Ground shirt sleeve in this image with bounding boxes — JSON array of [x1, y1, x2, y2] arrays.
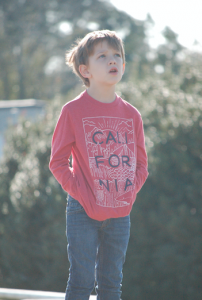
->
[[49, 106, 78, 197], [135, 115, 149, 193]]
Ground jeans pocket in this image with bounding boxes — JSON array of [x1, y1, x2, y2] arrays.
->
[[66, 194, 84, 215]]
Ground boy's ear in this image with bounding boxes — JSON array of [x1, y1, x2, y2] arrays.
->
[[122, 63, 125, 75], [79, 65, 91, 78]]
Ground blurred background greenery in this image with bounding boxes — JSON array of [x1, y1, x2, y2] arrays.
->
[[0, 0, 202, 299]]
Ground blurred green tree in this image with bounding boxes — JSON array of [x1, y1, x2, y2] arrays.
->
[[0, 96, 69, 290], [119, 52, 202, 300], [0, 0, 148, 100]]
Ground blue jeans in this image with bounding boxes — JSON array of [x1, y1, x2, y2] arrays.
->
[[65, 195, 130, 300]]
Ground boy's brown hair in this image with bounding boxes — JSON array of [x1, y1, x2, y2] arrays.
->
[[66, 30, 125, 87]]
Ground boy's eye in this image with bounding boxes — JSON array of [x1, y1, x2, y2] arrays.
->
[[115, 53, 121, 57], [99, 54, 105, 58]]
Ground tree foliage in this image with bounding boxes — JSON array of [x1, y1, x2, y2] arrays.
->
[[0, 0, 147, 100], [0, 99, 67, 290], [119, 53, 202, 300]]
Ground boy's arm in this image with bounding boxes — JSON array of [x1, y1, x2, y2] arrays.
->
[[49, 106, 78, 197], [135, 116, 149, 193]]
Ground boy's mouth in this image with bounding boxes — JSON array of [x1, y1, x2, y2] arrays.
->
[[109, 67, 118, 73]]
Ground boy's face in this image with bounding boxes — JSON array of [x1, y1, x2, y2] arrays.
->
[[79, 40, 125, 88]]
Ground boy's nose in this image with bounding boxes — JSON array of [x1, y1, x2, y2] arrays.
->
[[109, 57, 116, 65]]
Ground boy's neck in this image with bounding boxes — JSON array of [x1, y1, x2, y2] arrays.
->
[[87, 85, 116, 104]]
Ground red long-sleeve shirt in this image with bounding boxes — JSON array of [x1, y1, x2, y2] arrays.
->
[[49, 90, 148, 221]]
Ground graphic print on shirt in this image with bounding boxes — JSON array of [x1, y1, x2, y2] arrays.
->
[[82, 117, 136, 208]]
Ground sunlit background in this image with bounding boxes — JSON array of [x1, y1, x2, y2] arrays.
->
[[110, 0, 202, 50]]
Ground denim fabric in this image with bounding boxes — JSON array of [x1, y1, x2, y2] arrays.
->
[[65, 195, 130, 300]]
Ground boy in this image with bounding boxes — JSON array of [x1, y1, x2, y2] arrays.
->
[[49, 30, 148, 300]]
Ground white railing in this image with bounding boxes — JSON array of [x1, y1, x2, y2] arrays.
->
[[0, 288, 96, 300]]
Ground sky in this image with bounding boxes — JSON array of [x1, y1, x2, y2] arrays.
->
[[110, 0, 202, 51]]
